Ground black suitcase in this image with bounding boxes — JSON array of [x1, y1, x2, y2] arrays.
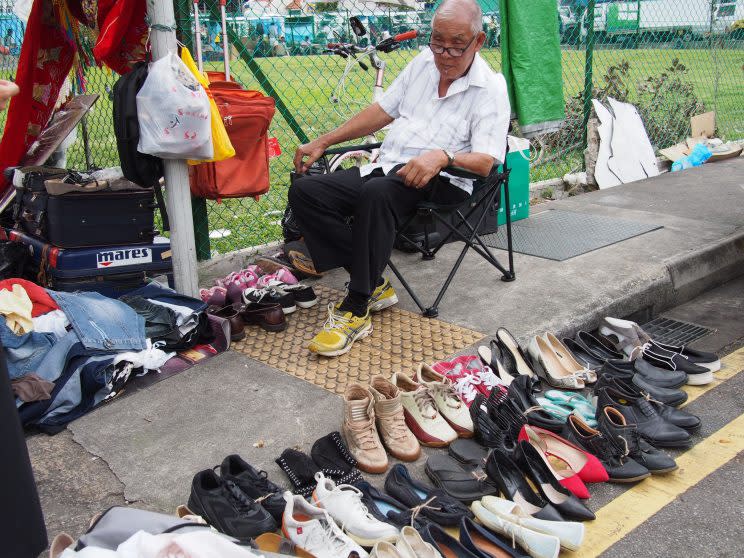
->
[[9, 230, 174, 297], [13, 168, 158, 248]]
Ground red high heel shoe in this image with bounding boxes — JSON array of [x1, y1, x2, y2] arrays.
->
[[518, 424, 609, 498]]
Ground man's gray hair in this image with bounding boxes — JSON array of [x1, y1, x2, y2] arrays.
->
[[432, 0, 483, 36]]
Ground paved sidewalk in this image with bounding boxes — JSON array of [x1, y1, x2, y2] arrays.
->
[[27, 158, 744, 551]]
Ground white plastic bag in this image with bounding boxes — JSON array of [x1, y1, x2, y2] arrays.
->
[[136, 52, 213, 160]]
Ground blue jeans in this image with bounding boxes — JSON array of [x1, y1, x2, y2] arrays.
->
[[49, 291, 146, 351], [0, 321, 57, 381]]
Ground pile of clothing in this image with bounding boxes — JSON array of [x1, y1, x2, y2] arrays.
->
[[1, 278, 217, 433]]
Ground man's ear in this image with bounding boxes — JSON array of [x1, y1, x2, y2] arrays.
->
[[474, 30, 487, 51]]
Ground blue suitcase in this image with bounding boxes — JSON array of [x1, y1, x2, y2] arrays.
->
[[8, 230, 174, 297]]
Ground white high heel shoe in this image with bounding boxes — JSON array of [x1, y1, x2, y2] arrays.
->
[[527, 335, 585, 390]]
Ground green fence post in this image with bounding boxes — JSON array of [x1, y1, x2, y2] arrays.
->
[[581, 0, 596, 153], [176, 0, 211, 261]]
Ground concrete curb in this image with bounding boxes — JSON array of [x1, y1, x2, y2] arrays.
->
[[544, 228, 744, 342]]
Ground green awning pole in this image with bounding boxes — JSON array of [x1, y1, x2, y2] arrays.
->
[[582, 0, 596, 152]]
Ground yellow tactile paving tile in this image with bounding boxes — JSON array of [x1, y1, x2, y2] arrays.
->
[[568, 345, 744, 558], [232, 284, 484, 394]]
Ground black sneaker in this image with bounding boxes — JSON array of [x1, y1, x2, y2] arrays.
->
[[384, 464, 472, 526], [242, 286, 296, 314], [597, 407, 678, 474], [187, 469, 277, 540], [220, 454, 285, 524], [281, 283, 318, 309], [603, 358, 687, 390], [641, 346, 713, 386], [561, 414, 650, 483]]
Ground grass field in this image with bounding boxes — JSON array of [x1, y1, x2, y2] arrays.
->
[[2, 45, 742, 255]]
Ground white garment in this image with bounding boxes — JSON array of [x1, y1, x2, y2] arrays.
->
[[113, 340, 175, 372], [60, 530, 265, 558], [365, 48, 510, 195], [33, 309, 71, 340]]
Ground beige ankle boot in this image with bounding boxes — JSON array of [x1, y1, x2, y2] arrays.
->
[[369, 376, 421, 462], [342, 383, 388, 473]]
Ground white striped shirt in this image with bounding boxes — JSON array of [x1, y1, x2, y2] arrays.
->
[[360, 48, 511, 195]]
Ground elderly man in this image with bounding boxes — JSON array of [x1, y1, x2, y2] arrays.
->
[[289, 0, 510, 357]]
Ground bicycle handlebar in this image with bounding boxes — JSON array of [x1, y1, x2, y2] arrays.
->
[[394, 30, 418, 42]]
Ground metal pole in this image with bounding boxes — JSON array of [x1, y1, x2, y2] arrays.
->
[[581, 0, 596, 152], [147, 0, 200, 297]]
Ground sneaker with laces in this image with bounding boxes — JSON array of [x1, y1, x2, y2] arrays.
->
[[312, 472, 399, 546], [282, 491, 368, 558], [243, 285, 297, 314], [187, 469, 277, 540], [220, 454, 285, 523], [393, 372, 457, 447], [369, 375, 421, 462], [434, 355, 505, 407], [368, 278, 399, 313], [262, 279, 319, 309], [308, 303, 372, 357], [415, 363, 474, 438], [342, 383, 388, 473]]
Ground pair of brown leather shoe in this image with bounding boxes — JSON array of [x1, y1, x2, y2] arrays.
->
[[238, 301, 287, 332], [210, 301, 287, 338]]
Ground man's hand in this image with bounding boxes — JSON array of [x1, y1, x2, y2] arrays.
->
[[294, 138, 329, 174], [396, 149, 449, 189], [0, 80, 19, 111]]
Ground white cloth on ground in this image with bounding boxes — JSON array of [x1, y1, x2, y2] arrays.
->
[[59, 530, 266, 558], [32, 309, 71, 340], [112, 339, 175, 372]]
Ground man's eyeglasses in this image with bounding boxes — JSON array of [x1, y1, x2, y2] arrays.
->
[[428, 35, 477, 57]]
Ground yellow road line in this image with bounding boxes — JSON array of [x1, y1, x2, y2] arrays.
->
[[569, 346, 744, 558], [680, 345, 744, 406]]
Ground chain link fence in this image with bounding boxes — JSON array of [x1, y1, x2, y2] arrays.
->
[[1, 0, 742, 260]]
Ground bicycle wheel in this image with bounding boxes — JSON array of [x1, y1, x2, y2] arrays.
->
[[328, 150, 374, 172]]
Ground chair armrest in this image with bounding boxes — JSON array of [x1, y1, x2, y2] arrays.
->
[[442, 163, 502, 180], [323, 143, 382, 156]]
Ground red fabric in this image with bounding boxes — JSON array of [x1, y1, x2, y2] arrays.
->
[[92, 0, 148, 75], [0, 278, 59, 317], [0, 0, 76, 188]]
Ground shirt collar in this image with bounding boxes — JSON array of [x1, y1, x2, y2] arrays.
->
[[426, 49, 489, 99]]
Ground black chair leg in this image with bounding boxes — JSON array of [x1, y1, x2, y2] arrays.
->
[[387, 260, 427, 314], [501, 177, 516, 282]]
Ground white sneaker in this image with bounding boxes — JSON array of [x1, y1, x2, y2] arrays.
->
[[415, 363, 474, 438], [396, 526, 442, 558], [480, 495, 584, 551], [472, 499, 560, 558], [312, 473, 399, 547], [281, 491, 368, 558], [393, 372, 457, 447]]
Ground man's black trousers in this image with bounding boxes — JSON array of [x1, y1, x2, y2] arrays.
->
[[288, 166, 468, 297]]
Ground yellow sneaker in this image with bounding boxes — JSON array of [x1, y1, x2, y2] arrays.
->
[[308, 303, 372, 357], [368, 278, 399, 313]]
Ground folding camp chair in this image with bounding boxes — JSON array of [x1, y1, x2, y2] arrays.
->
[[314, 141, 516, 318]]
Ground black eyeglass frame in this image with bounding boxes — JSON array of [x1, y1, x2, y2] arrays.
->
[[428, 34, 478, 57]]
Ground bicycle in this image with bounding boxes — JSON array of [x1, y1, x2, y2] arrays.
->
[[313, 18, 419, 173]]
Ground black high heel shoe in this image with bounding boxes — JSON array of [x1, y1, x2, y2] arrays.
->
[[507, 375, 565, 433], [484, 448, 564, 522], [514, 440, 596, 521]]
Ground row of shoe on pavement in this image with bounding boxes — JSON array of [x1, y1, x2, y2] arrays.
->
[[185, 449, 580, 558], [200, 264, 319, 338]]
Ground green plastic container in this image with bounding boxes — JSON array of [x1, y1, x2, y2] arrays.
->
[[496, 144, 530, 226]]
